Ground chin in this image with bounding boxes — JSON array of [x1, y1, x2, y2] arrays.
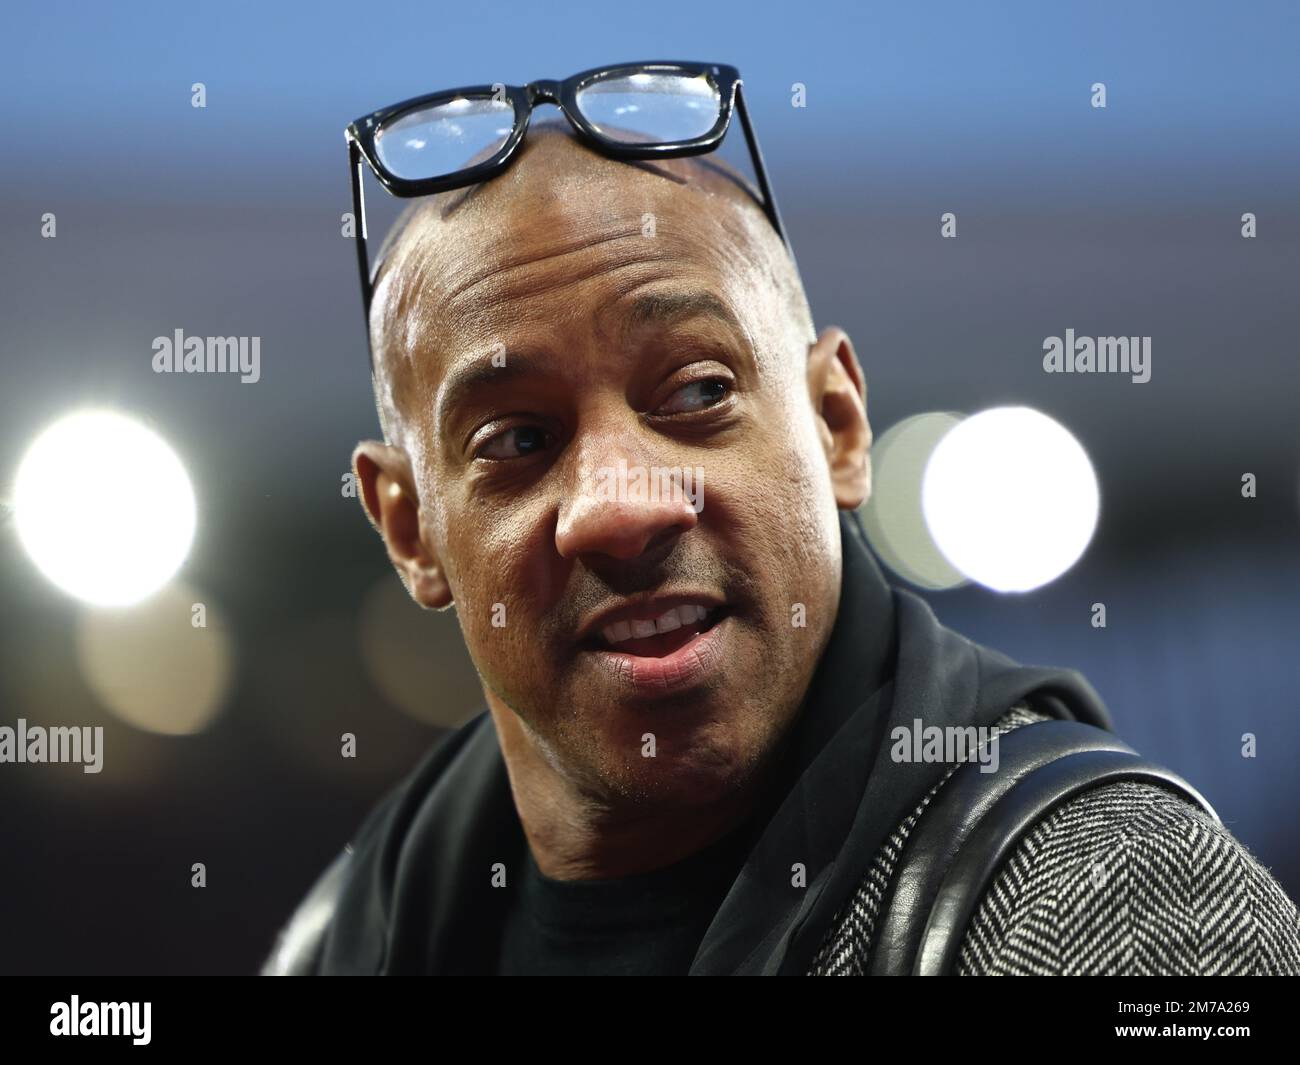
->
[[591, 723, 768, 808]]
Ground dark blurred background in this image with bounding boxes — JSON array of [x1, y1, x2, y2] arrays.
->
[[1, 0, 1297, 973]]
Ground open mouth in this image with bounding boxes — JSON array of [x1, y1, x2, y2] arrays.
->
[[590, 604, 728, 658], [578, 597, 734, 694]]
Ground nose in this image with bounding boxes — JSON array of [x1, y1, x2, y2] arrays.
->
[[556, 441, 701, 562]]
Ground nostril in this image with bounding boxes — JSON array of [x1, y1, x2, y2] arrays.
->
[[557, 514, 690, 565]]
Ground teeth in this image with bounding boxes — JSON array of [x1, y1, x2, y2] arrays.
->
[[655, 609, 682, 634], [603, 620, 632, 644], [600, 604, 714, 646]]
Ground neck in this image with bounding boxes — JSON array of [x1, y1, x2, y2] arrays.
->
[[487, 696, 769, 881]]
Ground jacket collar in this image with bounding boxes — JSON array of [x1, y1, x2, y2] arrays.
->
[[323, 509, 1110, 974], [689, 510, 1110, 974]]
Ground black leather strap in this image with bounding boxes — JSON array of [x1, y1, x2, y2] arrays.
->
[[870, 719, 1219, 975], [261, 848, 352, 975], [263, 722, 1221, 976], [915, 744, 1218, 974]]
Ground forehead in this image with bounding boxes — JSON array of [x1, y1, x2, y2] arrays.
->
[[401, 142, 765, 288], [369, 128, 798, 425]]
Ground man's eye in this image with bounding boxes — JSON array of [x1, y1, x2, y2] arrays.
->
[[478, 425, 551, 460], [656, 378, 731, 416]]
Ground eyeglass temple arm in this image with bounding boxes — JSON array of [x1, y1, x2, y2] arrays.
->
[[348, 138, 376, 368], [734, 83, 795, 260]]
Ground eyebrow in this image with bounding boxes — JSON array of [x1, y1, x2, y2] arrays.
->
[[621, 289, 743, 336], [434, 289, 744, 442]]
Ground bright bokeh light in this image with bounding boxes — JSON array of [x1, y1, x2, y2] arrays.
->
[[859, 411, 968, 591], [14, 409, 196, 606], [76, 580, 232, 735], [358, 575, 484, 729], [921, 407, 1099, 592]]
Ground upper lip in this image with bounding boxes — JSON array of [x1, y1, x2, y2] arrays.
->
[[577, 592, 727, 647]]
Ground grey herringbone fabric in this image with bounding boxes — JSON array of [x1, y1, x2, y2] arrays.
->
[[807, 703, 1046, 975], [808, 709, 1300, 975], [956, 779, 1300, 975]]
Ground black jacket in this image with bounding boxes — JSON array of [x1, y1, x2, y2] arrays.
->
[[262, 511, 1299, 974]]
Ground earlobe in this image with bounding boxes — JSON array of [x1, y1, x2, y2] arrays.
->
[[405, 561, 453, 611], [807, 326, 872, 511], [351, 440, 454, 610]]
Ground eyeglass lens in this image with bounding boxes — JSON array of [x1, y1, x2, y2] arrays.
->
[[375, 95, 516, 181], [574, 70, 720, 145], [372, 71, 723, 183]]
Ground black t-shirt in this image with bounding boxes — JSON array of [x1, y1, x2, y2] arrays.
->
[[496, 820, 756, 976]]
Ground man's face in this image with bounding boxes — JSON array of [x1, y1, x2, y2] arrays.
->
[[357, 127, 870, 809]]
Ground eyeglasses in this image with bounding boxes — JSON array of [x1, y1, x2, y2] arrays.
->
[[345, 60, 795, 372]]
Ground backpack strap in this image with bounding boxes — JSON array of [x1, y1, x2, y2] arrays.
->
[[869, 719, 1219, 975], [261, 848, 352, 975]]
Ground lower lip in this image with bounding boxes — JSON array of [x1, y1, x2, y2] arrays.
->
[[589, 615, 730, 696]]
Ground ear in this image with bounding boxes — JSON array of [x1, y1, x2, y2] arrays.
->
[[806, 326, 872, 510], [351, 440, 453, 610]]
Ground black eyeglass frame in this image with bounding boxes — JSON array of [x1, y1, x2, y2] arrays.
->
[[344, 60, 794, 370]]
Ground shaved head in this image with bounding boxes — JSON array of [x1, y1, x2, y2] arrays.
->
[[366, 119, 814, 453]]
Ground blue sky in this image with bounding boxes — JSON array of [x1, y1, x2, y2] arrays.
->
[[4, 0, 1297, 203]]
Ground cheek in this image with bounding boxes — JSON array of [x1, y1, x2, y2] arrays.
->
[[438, 503, 559, 680], [697, 413, 839, 636], [774, 386, 841, 542], [451, 565, 546, 701], [787, 434, 842, 560], [728, 394, 838, 546]]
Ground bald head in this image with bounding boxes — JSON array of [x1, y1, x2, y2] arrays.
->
[[349, 112, 872, 821], [365, 119, 814, 450]]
